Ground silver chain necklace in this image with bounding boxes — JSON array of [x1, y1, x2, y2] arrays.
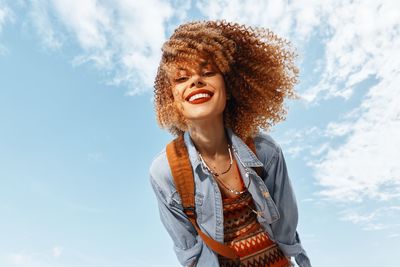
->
[[197, 144, 232, 177], [197, 144, 246, 195]]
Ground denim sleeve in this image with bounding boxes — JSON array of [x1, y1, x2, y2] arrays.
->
[[266, 146, 312, 267], [149, 173, 202, 267]]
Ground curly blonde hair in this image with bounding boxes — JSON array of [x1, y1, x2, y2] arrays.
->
[[153, 20, 299, 140]]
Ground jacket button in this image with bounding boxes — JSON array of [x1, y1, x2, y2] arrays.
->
[[263, 191, 270, 198]]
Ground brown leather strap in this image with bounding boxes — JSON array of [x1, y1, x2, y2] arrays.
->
[[166, 134, 196, 206], [188, 216, 239, 259], [166, 134, 239, 260]]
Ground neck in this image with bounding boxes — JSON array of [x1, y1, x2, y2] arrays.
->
[[187, 116, 229, 160]]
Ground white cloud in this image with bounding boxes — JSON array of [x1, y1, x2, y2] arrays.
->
[[1, 1, 15, 29], [304, 0, 400, 204], [274, 126, 323, 158], [29, 0, 63, 50], [18, 0, 177, 94], [104, 0, 174, 94], [197, 0, 400, 231], [311, 77, 400, 202], [305, 0, 400, 230], [0, 6, 9, 32], [340, 206, 400, 232], [324, 121, 353, 138], [195, 0, 398, 104], [51, 0, 111, 50], [302, 0, 400, 102], [0, 2, 14, 55]]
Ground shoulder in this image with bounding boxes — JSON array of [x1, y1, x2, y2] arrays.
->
[[253, 131, 282, 167], [254, 131, 281, 151], [148, 147, 176, 196]]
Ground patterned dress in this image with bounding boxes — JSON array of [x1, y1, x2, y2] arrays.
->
[[217, 168, 291, 267]]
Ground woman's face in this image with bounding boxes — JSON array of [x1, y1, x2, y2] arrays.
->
[[169, 59, 227, 123]]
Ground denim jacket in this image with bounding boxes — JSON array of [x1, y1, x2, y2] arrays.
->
[[149, 128, 312, 267]]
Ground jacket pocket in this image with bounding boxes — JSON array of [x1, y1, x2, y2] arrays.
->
[[257, 185, 280, 224]]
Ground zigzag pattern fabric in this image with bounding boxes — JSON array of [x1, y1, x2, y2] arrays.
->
[[218, 176, 291, 267]]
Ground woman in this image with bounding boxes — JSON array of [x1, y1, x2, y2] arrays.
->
[[149, 20, 312, 267]]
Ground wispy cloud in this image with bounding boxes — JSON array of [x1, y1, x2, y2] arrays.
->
[[339, 206, 400, 232], [7, 0, 182, 94], [0, 3, 13, 31], [49, 0, 175, 94], [276, 126, 324, 159], [196, 0, 399, 103], [301, 0, 400, 103], [0, 1, 14, 55], [302, 0, 400, 205], [311, 77, 400, 203], [196, 0, 400, 231], [52, 0, 111, 51], [28, 0, 63, 50], [291, 1, 398, 228]]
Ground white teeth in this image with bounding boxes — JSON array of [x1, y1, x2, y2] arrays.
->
[[188, 93, 211, 102]]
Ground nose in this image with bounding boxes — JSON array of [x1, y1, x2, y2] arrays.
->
[[190, 75, 206, 88]]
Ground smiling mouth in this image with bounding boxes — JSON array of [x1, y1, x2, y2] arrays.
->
[[185, 89, 214, 104]]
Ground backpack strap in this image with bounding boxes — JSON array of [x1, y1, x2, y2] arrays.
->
[[166, 134, 239, 260], [165, 134, 263, 260]]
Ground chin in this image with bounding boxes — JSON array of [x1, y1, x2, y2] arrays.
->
[[184, 109, 225, 121]]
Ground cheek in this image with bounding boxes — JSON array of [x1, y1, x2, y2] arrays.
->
[[217, 81, 227, 99], [214, 75, 226, 93]]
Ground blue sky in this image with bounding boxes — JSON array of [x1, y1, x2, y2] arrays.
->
[[0, 0, 399, 266]]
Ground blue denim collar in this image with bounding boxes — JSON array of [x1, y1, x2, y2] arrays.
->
[[183, 127, 263, 175]]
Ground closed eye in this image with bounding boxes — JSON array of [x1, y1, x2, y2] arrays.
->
[[203, 71, 215, 77], [174, 76, 189, 82]]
